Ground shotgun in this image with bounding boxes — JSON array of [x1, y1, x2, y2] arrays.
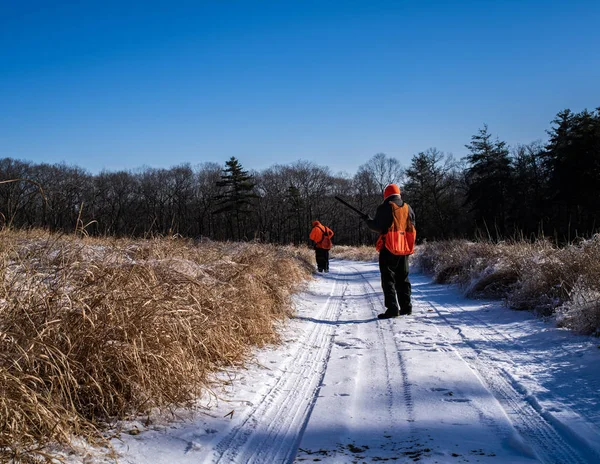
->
[[334, 196, 369, 220]]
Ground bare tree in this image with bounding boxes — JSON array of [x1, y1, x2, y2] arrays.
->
[[191, 162, 222, 238], [92, 170, 139, 235], [254, 165, 292, 243], [357, 153, 405, 194], [31, 163, 91, 231], [283, 161, 332, 240]]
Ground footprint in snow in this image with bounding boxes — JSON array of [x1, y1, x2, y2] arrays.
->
[[335, 340, 364, 349], [339, 353, 363, 359], [184, 441, 202, 453], [330, 379, 352, 386], [182, 429, 218, 453]]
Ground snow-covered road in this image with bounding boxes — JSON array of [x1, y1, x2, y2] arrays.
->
[[112, 260, 600, 463]]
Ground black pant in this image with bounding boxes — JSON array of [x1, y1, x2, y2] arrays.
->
[[379, 247, 411, 314], [315, 248, 329, 271]]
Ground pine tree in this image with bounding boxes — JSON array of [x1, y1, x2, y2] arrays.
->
[[213, 157, 258, 240], [464, 125, 513, 238], [405, 148, 465, 240], [544, 108, 600, 240], [511, 142, 548, 238]]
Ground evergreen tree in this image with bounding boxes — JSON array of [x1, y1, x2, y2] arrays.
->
[[405, 151, 437, 240], [544, 108, 600, 240], [511, 142, 548, 239], [214, 157, 258, 240], [464, 125, 513, 238], [405, 148, 466, 240]]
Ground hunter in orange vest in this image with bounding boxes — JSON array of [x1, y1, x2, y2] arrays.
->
[[309, 220, 334, 273], [364, 184, 416, 319]]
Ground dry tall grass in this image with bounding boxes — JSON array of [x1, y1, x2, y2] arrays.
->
[[331, 245, 378, 262], [0, 230, 313, 462], [412, 236, 600, 335]]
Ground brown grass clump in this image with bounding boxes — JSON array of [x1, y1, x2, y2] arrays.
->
[[413, 236, 600, 335], [277, 244, 317, 271], [552, 235, 600, 334], [0, 230, 312, 461], [331, 245, 378, 262]]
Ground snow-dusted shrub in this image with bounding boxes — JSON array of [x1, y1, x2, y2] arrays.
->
[[418, 235, 600, 334], [556, 281, 600, 335], [413, 240, 520, 298], [464, 263, 519, 299], [503, 239, 565, 312], [411, 239, 474, 284], [558, 234, 600, 289], [509, 235, 600, 317], [552, 235, 600, 333]]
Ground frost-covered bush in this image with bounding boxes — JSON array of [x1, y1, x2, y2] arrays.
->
[[416, 235, 600, 335], [412, 240, 520, 297], [505, 239, 565, 313], [557, 281, 600, 335]]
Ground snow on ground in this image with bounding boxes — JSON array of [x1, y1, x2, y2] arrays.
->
[[105, 259, 600, 464]]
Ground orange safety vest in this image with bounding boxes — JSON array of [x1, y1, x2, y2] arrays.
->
[[375, 203, 416, 255], [310, 224, 333, 250]]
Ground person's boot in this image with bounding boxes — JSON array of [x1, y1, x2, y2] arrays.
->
[[377, 310, 399, 319], [399, 305, 412, 316]]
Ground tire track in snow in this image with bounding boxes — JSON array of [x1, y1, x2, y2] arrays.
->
[[209, 269, 348, 464], [350, 265, 418, 445], [431, 295, 600, 425], [413, 281, 595, 464], [430, 294, 600, 463]]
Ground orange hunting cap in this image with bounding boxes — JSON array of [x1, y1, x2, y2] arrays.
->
[[383, 184, 401, 199]]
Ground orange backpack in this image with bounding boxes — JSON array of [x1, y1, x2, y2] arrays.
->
[[318, 226, 332, 250]]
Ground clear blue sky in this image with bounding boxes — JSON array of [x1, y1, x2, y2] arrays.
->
[[1, 0, 599, 176]]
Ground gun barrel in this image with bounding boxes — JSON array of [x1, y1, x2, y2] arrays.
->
[[334, 196, 368, 218]]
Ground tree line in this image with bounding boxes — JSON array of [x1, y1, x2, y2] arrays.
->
[[1, 107, 598, 245]]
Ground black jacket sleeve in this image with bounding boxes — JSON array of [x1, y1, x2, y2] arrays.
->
[[365, 202, 393, 234]]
